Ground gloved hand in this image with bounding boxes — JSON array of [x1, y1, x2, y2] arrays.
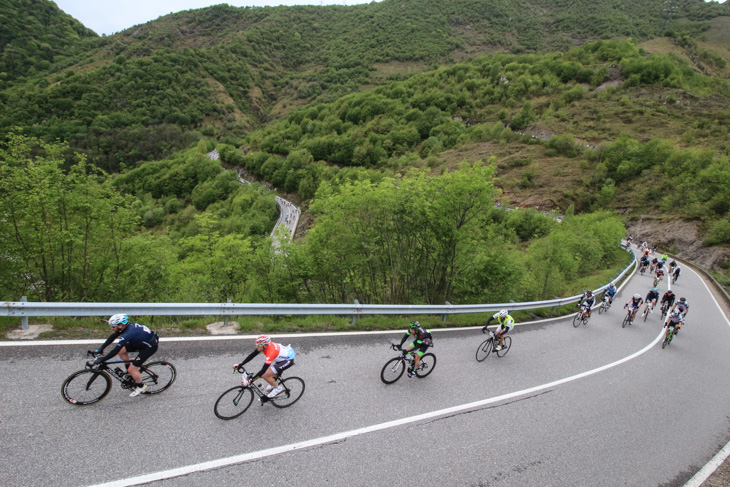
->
[[233, 363, 240, 371], [482, 326, 488, 333]]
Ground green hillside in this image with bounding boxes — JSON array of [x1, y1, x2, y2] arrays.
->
[[1, 0, 730, 310]]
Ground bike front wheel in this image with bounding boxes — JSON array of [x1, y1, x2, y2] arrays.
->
[[415, 353, 436, 378], [62, 370, 112, 406], [622, 313, 631, 328], [496, 336, 512, 357], [381, 357, 405, 384], [214, 386, 254, 419], [475, 338, 493, 362], [643, 308, 649, 322], [270, 377, 305, 408], [140, 361, 177, 394], [598, 303, 606, 314], [573, 312, 582, 328]]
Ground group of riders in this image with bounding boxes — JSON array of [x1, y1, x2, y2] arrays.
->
[[90, 242, 686, 398]]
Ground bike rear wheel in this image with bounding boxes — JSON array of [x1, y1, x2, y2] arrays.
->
[[214, 386, 254, 419], [475, 338, 493, 362], [62, 370, 112, 406], [140, 361, 176, 394], [415, 353, 436, 378], [270, 377, 305, 408], [496, 336, 512, 357], [381, 357, 405, 384]]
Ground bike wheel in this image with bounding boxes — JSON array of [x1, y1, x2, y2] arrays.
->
[[582, 313, 590, 325], [415, 353, 436, 378], [598, 303, 605, 314], [573, 312, 582, 328], [62, 370, 112, 406], [269, 377, 305, 408], [622, 313, 630, 328], [475, 339, 493, 362], [139, 361, 176, 394], [643, 308, 649, 322], [381, 357, 405, 384], [496, 336, 512, 357], [214, 386, 254, 420]]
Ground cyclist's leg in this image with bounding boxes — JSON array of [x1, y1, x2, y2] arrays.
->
[[413, 345, 428, 369], [130, 344, 157, 385], [261, 366, 278, 387]]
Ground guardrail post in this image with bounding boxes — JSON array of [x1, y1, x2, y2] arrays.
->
[[442, 302, 450, 322], [224, 299, 231, 326], [21, 296, 28, 330], [352, 300, 359, 326]]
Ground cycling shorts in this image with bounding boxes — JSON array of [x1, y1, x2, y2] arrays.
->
[[270, 359, 295, 375], [131, 342, 158, 367], [409, 342, 430, 356]]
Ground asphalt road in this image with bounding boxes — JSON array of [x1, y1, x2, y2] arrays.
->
[[1, 256, 729, 487]]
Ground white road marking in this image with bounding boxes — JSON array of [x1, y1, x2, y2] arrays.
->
[[88, 329, 665, 487]]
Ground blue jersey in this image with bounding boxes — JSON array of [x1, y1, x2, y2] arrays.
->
[[605, 286, 617, 297], [117, 322, 158, 350]]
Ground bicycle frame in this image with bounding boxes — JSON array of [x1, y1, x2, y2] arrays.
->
[[238, 367, 289, 403]]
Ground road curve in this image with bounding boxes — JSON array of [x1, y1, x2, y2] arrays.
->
[[1, 251, 728, 487]]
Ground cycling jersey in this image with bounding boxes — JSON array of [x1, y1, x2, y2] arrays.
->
[[646, 291, 659, 302], [605, 286, 617, 298], [580, 295, 595, 308], [661, 293, 676, 307], [97, 322, 159, 365], [666, 314, 684, 325], [675, 301, 689, 314], [656, 268, 665, 277], [400, 328, 433, 347], [628, 297, 643, 309]]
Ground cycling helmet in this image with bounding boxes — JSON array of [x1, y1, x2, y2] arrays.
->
[[255, 335, 271, 347], [108, 314, 128, 327], [652, 287, 658, 292], [586, 290, 592, 296], [609, 282, 616, 287], [409, 321, 421, 329], [498, 310, 509, 318], [634, 293, 641, 299], [679, 297, 686, 303]]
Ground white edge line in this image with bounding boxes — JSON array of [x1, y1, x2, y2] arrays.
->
[[0, 316, 567, 347], [683, 263, 730, 487], [88, 330, 664, 487]]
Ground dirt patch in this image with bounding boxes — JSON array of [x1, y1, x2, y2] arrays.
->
[[626, 217, 730, 271]]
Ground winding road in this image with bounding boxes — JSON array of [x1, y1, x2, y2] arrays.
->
[[1, 250, 729, 487]]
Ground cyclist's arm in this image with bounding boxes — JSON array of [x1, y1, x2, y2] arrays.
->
[[239, 349, 260, 366], [399, 333, 410, 348], [98, 330, 121, 354]]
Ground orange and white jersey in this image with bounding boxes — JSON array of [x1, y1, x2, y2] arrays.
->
[[262, 342, 295, 365]]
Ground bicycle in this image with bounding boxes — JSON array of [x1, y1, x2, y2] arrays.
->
[[380, 344, 436, 384], [475, 330, 512, 362], [214, 366, 305, 420], [598, 295, 612, 314], [639, 263, 648, 276], [653, 275, 663, 287], [672, 272, 680, 284], [662, 324, 676, 349], [642, 303, 654, 322], [622, 307, 637, 328], [573, 305, 590, 327], [660, 301, 671, 320], [62, 351, 176, 406]]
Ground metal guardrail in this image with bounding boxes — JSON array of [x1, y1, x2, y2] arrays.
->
[[2, 253, 635, 321]]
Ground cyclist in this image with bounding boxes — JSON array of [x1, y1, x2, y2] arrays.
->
[[672, 265, 682, 283], [661, 253, 668, 263], [233, 335, 295, 398], [644, 287, 660, 315], [664, 309, 684, 339], [93, 314, 159, 397], [660, 290, 676, 315], [639, 255, 650, 273], [654, 266, 665, 285], [483, 310, 514, 352], [668, 260, 677, 272], [398, 321, 433, 377], [624, 293, 644, 324], [671, 297, 690, 325], [604, 282, 618, 305], [578, 290, 596, 318], [650, 257, 659, 273]]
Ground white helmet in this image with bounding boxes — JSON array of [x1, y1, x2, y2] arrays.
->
[[498, 310, 508, 318], [108, 314, 128, 327], [634, 293, 641, 299]]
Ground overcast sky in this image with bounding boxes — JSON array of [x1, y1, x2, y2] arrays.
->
[[53, 1, 383, 36]]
